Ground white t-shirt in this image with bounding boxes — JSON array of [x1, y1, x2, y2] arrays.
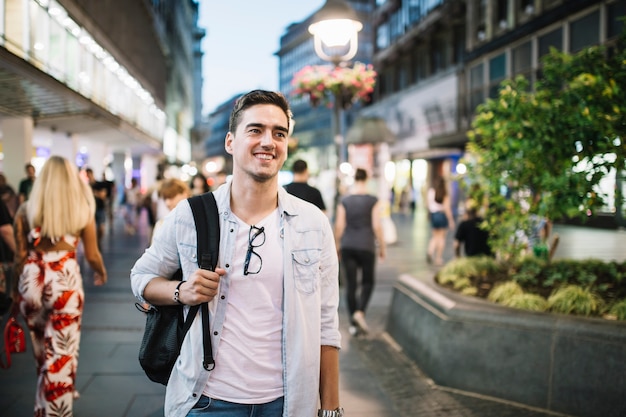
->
[[204, 209, 284, 403]]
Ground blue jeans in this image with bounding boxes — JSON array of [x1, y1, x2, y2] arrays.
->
[[188, 396, 284, 416]]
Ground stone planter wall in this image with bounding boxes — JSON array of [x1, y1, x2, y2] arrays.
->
[[386, 274, 626, 417]]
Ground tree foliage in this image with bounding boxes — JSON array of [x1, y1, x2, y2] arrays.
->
[[465, 34, 626, 259]]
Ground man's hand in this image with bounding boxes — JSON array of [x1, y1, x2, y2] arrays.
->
[[179, 267, 225, 305]]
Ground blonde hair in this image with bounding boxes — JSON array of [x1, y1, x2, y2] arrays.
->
[[26, 155, 96, 239]]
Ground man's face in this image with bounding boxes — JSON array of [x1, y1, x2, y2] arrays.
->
[[27, 166, 35, 178], [225, 104, 289, 182]]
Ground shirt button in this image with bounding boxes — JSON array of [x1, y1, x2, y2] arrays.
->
[[221, 295, 225, 300], [192, 393, 197, 398], [214, 331, 218, 336], [225, 263, 230, 268]]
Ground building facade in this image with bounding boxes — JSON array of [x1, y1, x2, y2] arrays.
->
[[0, 0, 204, 193], [368, 0, 625, 219]]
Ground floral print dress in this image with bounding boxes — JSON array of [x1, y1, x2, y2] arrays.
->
[[17, 227, 83, 417]]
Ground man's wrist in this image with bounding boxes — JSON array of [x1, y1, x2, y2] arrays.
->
[[317, 407, 344, 417], [173, 281, 185, 305]]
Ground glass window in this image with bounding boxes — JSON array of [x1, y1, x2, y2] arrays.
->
[[376, 22, 389, 50], [408, 0, 422, 25], [29, 1, 49, 68], [390, 10, 403, 42], [5, 0, 27, 55], [488, 53, 506, 98], [607, 0, 626, 39], [538, 27, 562, 58], [512, 41, 531, 74], [48, 18, 65, 79], [570, 10, 599, 52], [65, 34, 79, 89], [469, 63, 484, 111]]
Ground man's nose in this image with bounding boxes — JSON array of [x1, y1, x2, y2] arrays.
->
[[260, 130, 274, 146]]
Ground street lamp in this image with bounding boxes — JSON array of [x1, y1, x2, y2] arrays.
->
[[308, 0, 362, 218]]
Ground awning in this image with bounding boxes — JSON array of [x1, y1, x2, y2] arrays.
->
[[345, 116, 396, 145]]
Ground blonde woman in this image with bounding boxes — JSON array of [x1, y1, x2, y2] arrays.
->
[[13, 155, 107, 416]]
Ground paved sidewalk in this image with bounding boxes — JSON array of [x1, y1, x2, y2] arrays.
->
[[1, 207, 624, 416]]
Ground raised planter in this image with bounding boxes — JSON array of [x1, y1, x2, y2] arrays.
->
[[386, 274, 626, 417]]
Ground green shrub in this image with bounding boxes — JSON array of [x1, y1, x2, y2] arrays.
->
[[548, 285, 604, 316], [503, 293, 549, 312], [607, 299, 626, 320], [461, 286, 478, 296], [488, 281, 524, 304], [435, 256, 626, 320], [510, 256, 545, 287], [453, 277, 472, 291]]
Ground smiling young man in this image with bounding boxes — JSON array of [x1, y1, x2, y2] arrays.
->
[[131, 90, 343, 417]]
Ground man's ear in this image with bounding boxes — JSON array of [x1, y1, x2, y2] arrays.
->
[[225, 133, 233, 154]]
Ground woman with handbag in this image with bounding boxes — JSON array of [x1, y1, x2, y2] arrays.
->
[[13, 155, 107, 416]]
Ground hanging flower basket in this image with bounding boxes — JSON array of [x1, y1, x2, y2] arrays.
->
[[291, 62, 377, 109]]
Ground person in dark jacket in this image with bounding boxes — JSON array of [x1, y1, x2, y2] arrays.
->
[[454, 200, 492, 258], [284, 159, 326, 213]]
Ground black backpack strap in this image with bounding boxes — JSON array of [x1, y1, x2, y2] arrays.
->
[[186, 192, 219, 371]]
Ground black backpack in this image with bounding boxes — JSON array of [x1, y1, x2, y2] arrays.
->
[[136, 192, 219, 384]]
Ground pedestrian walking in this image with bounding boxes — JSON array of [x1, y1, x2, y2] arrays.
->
[[18, 162, 36, 204], [123, 177, 141, 235], [426, 176, 455, 266], [130, 90, 343, 417], [152, 178, 190, 236], [0, 173, 18, 218], [189, 173, 210, 196], [284, 159, 326, 213], [454, 199, 492, 258], [85, 168, 107, 247], [13, 155, 107, 416], [334, 168, 386, 337]]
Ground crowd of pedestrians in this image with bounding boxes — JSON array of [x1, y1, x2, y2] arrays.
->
[[0, 90, 503, 417]]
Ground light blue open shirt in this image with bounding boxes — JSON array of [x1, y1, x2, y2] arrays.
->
[[130, 182, 341, 417]]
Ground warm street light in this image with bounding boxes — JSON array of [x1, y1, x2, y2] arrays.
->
[[308, 0, 362, 65], [308, 0, 362, 218]]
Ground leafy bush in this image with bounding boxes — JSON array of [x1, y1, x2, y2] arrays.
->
[[487, 281, 524, 303], [548, 285, 604, 316], [504, 293, 549, 312], [608, 299, 626, 320], [436, 257, 626, 320]]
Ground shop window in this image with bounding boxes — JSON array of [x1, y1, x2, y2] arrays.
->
[[488, 53, 506, 98], [570, 10, 599, 53]]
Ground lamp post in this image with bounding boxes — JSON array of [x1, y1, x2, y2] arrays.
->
[[308, 0, 362, 219]]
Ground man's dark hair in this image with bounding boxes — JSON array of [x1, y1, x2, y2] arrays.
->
[[354, 168, 368, 182], [228, 90, 292, 133], [292, 159, 308, 174]]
